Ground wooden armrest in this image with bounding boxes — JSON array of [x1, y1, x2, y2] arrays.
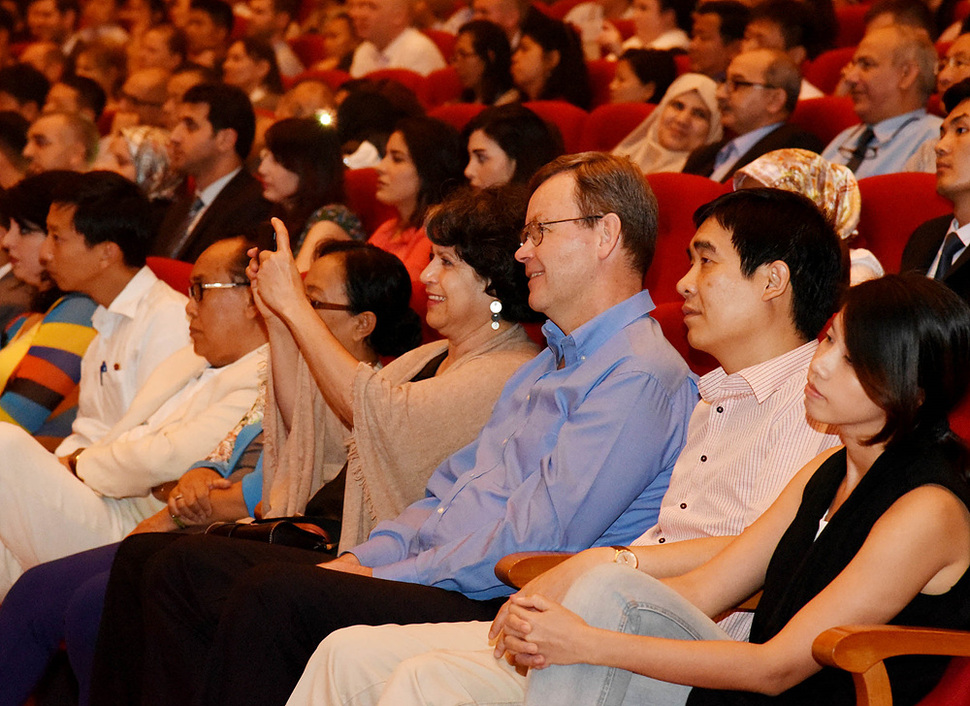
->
[[812, 625, 970, 706], [494, 551, 575, 588]]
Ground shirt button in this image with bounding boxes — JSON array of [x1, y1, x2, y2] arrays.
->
[[526, 394, 530, 401], [658, 537, 665, 543], [437, 508, 444, 514], [716, 406, 723, 413], [680, 502, 687, 509], [700, 455, 707, 462]]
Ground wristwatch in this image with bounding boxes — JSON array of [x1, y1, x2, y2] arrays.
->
[[611, 545, 638, 569]]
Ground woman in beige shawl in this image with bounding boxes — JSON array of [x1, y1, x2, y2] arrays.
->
[[613, 73, 723, 174], [253, 186, 542, 552]]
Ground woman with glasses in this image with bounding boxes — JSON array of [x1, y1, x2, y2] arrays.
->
[[0, 171, 98, 449], [258, 117, 364, 272], [452, 20, 517, 106]]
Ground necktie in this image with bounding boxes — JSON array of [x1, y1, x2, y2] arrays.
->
[[167, 196, 205, 260], [933, 231, 964, 281], [844, 127, 875, 173]]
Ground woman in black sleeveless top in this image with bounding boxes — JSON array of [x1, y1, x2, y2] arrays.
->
[[500, 274, 970, 706]]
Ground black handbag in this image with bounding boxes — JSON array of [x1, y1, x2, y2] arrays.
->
[[205, 517, 338, 554]]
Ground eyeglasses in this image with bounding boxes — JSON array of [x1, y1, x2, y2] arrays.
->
[[719, 78, 778, 93], [308, 297, 353, 312], [938, 55, 970, 73], [519, 214, 604, 247], [187, 281, 248, 301]]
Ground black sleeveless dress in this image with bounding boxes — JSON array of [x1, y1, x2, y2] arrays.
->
[[687, 438, 970, 706]]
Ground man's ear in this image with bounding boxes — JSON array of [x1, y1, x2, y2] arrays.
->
[[896, 61, 919, 92], [99, 239, 124, 268], [762, 259, 791, 302], [596, 212, 623, 260], [214, 126, 239, 155]]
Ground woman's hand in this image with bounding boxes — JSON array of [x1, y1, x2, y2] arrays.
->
[[251, 217, 307, 321], [129, 509, 179, 535], [167, 467, 231, 525], [501, 593, 593, 669]]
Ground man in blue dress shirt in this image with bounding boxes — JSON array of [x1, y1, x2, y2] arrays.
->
[[89, 152, 698, 706]]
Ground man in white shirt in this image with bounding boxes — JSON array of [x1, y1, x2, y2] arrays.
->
[[348, 0, 446, 77], [286, 186, 846, 706], [245, 0, 305, 78], [0, 236, 267, 598]]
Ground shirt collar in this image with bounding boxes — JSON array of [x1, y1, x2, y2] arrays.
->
[[722, 122, 783, 162], [699, 338, 817, 405], [868, 108, 925, 144], [101, 266, 160, 320], [542, 289, 655, 367], [196, 167, 241, 207], [949, 217, 970, 248]]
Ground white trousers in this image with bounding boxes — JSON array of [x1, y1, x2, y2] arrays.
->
[[286, 620, 525, 706], [0, 423, 162, 598]]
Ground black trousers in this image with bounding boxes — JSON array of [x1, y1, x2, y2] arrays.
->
[[89, 533, 506, 706]]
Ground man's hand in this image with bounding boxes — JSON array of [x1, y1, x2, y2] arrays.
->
[[318, 552, 373, 577]]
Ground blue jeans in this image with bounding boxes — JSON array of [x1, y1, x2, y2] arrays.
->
[[525, 563, 730, 706], [0, 542, 118, 706]]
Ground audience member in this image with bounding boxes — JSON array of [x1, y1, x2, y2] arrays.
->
[[19, 41, 67, 84], [23, 111, 99, 174], [511, 12, 591, 109], [64, 0, 128, 54], [152, 82, 272, 262], [184, 0, 233, 67], [132, 23, 187, 72], [562, 0, 632, 59], [25, 0, 77, 46], [688, 0, 748, 80], [463, 103, 563, 189], [472, 0, 531, 48], [742, 0, 825, 98], [348, 0, 447, 77], [0, 172, 97, 448], [259, 117, 364, 270], [161, 63, 215, 128], [865, 0, 937, 40], [0, 234, 266, 598], [369, 116, 463, 289], [88, 150, 697, 706], [43, 74, 107, 123], [902, 79, 970, 302], [222, 37, 285, 111], [937, 31, 970, 93], [119, 0, 167, 51], [245, 0, 304, 77], [822, 26, 940, 177], [275, 79, 335, 119], [0, 63, 50, 122], [609, 48, 677, 104], [291, 186, 846, 706], [733, 149, 884, 284], [0, 111, 29, 187], [453, 19, 516, 105], [683, 49, 821, 182], [73, 40, 126, 100], [599, 0, 690, 57], [311, 9, 360, 72], [613, 72, 722, 173], [113, 67, 168, 130], [335, 78, 425, 167], [0, 7, 14, 69]]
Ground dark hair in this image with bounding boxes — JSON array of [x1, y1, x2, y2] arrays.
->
[[172, 61, 219, 83], [695, 1, 750, 44], [59, 74, 107, 120], [943, 77, 970, 113], [618, 49, 677, 103], [335, 78, 425, 157], [843, 274, 970, 449], [221, 235, 257, 283], [530, 152, 658, 275], [463, 104, 563, 186], [0, 63, 50, 110], [865, 0, 936, 39], [0, 111, 28, 171], [693, 188, 844, 340], [230, 37, 284, 95], [315, 239, 422, 357], [656, 0, 694, 32], [748, 0, 825, 59], [270, 0, 299, 22], [426, 185, 542, 324], [181, 82, 256, 159], [149, 23, 189, 63], [264, 117, 345, 238], [190, 0, 233, 30], [75, 41, 127, 97], [51, 170, 153, 267], [0, 6, 15, 36], [457, 19, 514, 105], [519, 13, 592, 110], [393, 116, 465, 228]]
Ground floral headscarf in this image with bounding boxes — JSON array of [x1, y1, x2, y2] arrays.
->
[[733, 149, 862, 240], [118, 126, 182, 202]]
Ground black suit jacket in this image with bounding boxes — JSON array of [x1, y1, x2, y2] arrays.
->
[[682, 123, 825, 183], [152, 169, 273, 263], [900, 214, 970, 303]]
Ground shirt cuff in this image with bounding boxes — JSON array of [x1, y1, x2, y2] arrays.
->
[[346, 534, 401, 568]]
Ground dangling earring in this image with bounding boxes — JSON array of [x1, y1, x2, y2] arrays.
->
[[490, 300, 502, 330]]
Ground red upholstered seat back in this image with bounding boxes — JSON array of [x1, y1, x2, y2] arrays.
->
[[651, 301, 719, 376], [344, 168, 399, 237], [580, 102, 654, 152], [788, 96, 859, 145], [428, 102, 486, 132], [803, 47, 856, 94], [146, 257, 193, 294], [523, 100, 589, 153]]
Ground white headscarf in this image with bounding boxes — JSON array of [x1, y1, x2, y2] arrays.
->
[[612, 73, 722, 174]]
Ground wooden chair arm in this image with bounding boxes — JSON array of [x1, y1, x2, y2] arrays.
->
[[812, 625, 970, 706], [494, 551, 575, 588]]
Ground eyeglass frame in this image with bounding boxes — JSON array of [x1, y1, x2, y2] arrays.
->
[[308, 297, 354, 312], [187, 281, 248, 301], [520, 214, 604, 247], [719, 78, 778, 93]]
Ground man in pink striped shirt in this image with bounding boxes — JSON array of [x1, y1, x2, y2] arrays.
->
[[284, 189, 848, 706]]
